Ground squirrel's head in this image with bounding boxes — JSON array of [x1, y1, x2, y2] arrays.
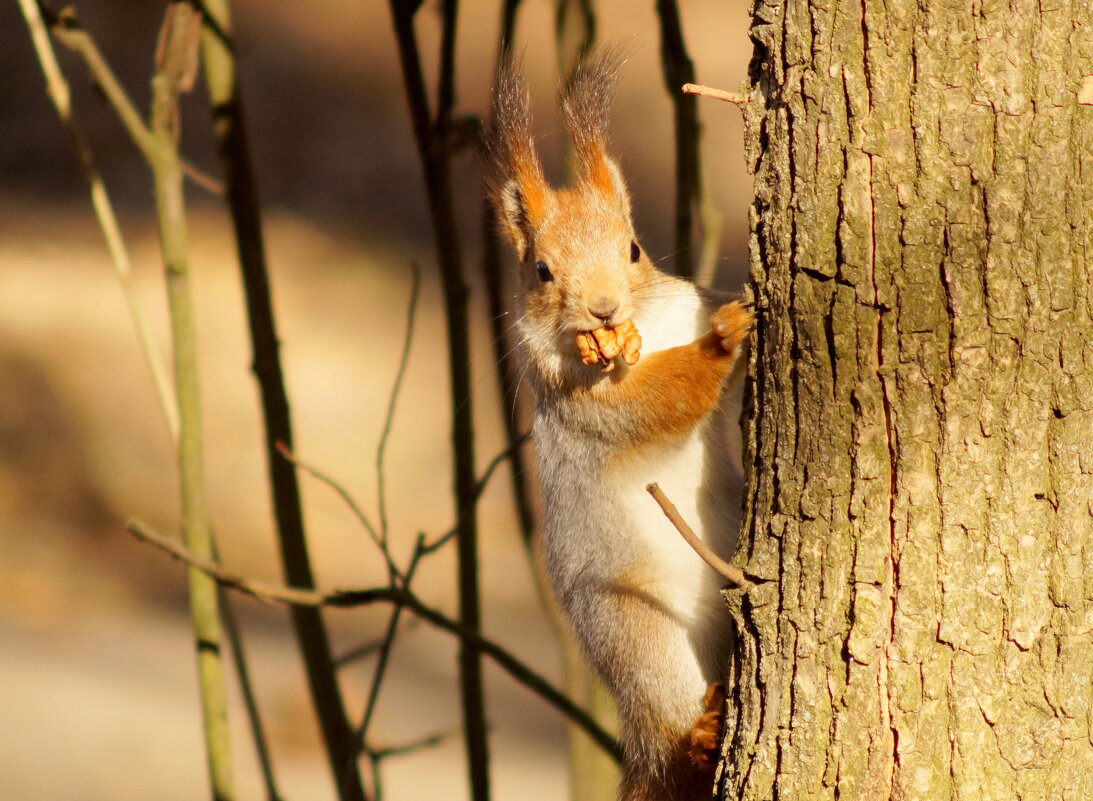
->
[[484, 51, 654, 338]]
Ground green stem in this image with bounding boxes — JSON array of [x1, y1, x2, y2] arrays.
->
[[148, 9, 235, 794]]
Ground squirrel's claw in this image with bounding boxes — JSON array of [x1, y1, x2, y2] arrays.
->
[[710, 301, 753, 355]]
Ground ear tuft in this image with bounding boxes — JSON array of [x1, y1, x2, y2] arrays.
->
[[560, 48, 631, 213]]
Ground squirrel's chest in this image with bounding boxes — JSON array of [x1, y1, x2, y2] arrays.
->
[[536, 418, 724, 611], [605, 428, 717, 577]]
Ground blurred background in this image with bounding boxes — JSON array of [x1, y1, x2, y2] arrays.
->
[[1, 1, 752, 799]]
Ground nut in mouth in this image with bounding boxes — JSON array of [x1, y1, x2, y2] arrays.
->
[[576, 319, 642, 372]]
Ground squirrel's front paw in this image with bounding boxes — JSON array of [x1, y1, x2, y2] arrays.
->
[[709, 301, 753, 355], [576, 319, 642, 371]]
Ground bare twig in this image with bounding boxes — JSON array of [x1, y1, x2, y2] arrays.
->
[[376, 264, 421, 548], [336, 636, 391, 668], [181, 158, 226, 195], [645, 483, 752, 588], [41, 4, 222, 192], [127, 517, 621, 761], [682, 83, 748, 105], [276, 442, 397, 578], [218, 586, 284, 801], [47, 5, 154, 152], [655, 0, 699, 278], [372, 731, 448, 761], [364, 730, 450, 801], [191, 9, 365, 790], [420, 433, 532, 554], [349, 534, 429, 792], [129, 518, 382, 607], [21, 6, 276, 791]]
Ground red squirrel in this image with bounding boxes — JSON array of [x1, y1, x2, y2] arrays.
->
[[484, 52, 751, 801]]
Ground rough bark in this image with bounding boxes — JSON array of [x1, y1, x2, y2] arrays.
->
[[725, 1, 1093, 799]]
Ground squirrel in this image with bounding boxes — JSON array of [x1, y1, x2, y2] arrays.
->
[[483, 51, 752, 801]]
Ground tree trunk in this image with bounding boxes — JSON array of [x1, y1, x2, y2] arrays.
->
[[724, 1, 1093, 799]]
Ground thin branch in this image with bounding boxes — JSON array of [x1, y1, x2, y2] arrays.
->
[[682, 83, 748, 105], [181, 157, 226, 195], [655, 0, 699, 278], [376, 264, 421, 547], [276, 442, 401, 581], [475, 432, 532, 502], [22, 7, 274, 788], [645, 483, 753, 588], [218, 585, 284, 801], [421, 433, 531, 554], [128, 517, 622, 761], [362, 730, 449, 801], [357, 538, 424, 735], [129, 518, 383, 607], [17, 0, 180, 440], [40, 3, 222, 192], [336, 638, 387, 668], [45, 4, 155, 155], [372, 732, 448, 761]]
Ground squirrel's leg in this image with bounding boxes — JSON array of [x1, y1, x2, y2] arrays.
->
[[618, 683, 725, 801], [569, 582, 723, 801], [592, 301, 752, 444]]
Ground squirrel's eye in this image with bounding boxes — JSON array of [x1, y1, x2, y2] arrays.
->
[[536, 260, 554, 283], [630, 240, 640, 263]]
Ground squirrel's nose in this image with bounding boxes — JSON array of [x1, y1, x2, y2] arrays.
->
[[588, 298, 619, 324]]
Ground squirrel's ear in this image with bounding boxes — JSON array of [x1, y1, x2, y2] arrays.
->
[[484, 54, 552, 261], [496, 176, 550, 262]]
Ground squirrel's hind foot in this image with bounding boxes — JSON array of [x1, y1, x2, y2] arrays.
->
[[683, 682, 726, 773]]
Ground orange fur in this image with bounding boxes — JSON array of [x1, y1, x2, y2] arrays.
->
[[592, 302, 752, 443]]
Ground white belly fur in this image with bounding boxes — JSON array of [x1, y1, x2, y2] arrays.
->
[[534, 279, 744, 706]]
